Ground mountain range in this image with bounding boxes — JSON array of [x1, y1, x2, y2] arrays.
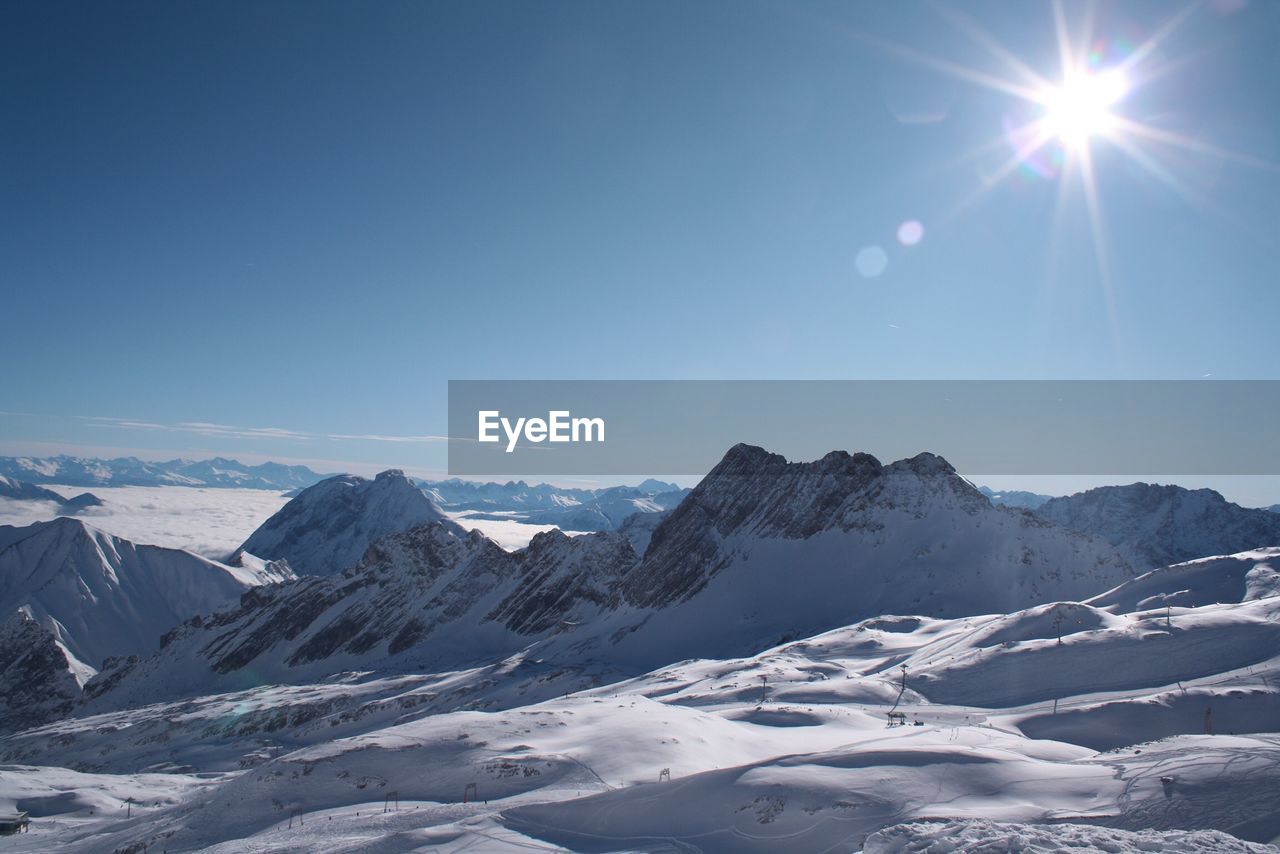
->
[[2, 443, 1279, 850], [418, 477, 688, 531], [0, 455, 328, 490], [81, 445, 1139, 711], [0, 455, 688, 533], [977, 485, 1054, 509]]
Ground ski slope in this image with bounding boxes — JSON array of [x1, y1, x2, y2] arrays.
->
[[2, 554, 1277, 851]]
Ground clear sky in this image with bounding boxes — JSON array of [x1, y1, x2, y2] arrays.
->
[[3, 1, 1279, 498]]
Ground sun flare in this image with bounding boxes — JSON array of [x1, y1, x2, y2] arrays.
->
[[1039, 68, 1129, 148]]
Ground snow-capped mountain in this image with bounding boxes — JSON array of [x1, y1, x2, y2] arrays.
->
[[1034, 483, 1280, 570], [84, 445, 1136, 711], [239, 470, 463, 576], [0, 455, 326, 490], [977, 485, 1054, 510], [0, 517, 292, 677], [417, 478, 595, 510], [590, 445, 1135, 667], [0, 474, 101, 512]]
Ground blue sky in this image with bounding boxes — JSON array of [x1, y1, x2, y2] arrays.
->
[[3, 1, 1279, 497]]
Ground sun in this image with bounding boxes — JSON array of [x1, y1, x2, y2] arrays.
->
[[1039, 68, 1130, 149]]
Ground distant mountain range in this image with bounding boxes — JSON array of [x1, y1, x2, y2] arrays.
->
[[0, 455, 329, 490], [0, 455, 688, 532], [420, 478, 688, 531], [977, 486, 1054, 510]]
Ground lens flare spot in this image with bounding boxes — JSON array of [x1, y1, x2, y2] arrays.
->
[[856, 245, 889, 278], [897, 220, 925, 246]]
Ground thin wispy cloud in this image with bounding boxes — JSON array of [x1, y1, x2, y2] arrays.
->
[[80, 416, 170, 431], [77, 416, 442, 444], [327, 433, 449, 444]]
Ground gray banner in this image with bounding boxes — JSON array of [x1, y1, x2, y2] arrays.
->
[[447, 380, 1280, 476]]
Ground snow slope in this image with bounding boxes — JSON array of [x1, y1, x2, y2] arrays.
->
[[6, 596, 1277, 850], [1088, 547, 1280, 611], [865, 819, 1275, 853]]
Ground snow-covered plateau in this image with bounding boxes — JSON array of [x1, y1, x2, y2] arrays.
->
[[0, 447, 1277, 852]]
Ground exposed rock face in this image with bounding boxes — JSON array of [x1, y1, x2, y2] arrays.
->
[[0, 612, 82, 734], [486, 529, 636, 634], [1035, 483, 1280, 570], [620, 445, 1123, 614], [239, 470, 463, 576], [622, 446, 890, 607]]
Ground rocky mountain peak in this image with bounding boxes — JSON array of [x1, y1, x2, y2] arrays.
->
[[1036, 482, 1280, 569], [239, 470, 461, 576]]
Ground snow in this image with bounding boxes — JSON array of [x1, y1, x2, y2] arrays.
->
[[864, 819, 1276, 852], [0, 485, 290, 559], [3, 563, 1278, 851]]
